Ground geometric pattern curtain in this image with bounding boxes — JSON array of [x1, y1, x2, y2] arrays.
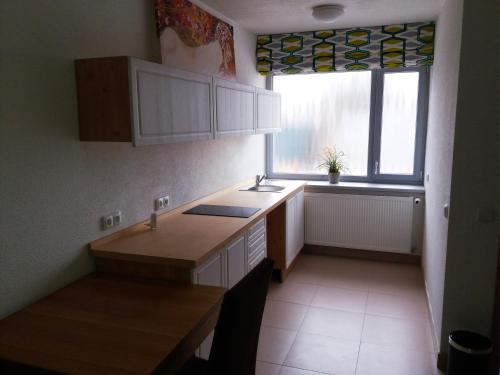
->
[[256, 21, 435, 75]]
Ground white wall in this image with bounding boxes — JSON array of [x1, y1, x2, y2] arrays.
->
[[423, 0, 500, 355], [440, 0, 499, 352], [422, 0, 464, 351], [0, 0, 265, 318]]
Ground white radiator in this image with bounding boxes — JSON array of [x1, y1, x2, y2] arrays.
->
[[305, 193, 415, 253]]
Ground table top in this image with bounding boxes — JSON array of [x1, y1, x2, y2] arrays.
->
[[0, 275, 225, 374], [90, 180, 305, 268]]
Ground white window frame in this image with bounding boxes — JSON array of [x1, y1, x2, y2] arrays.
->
[[266, 67, 430, 185]]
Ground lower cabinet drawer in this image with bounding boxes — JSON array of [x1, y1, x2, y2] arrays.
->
[[248, 232, 266, 258], [248, 249, 266, 270], [248, 218, 266, 238]]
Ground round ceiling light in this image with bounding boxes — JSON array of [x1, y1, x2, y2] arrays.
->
[[312, 4, 344, 22]]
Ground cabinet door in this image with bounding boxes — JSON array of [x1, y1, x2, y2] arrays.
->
[[256, 88, 281, 134], [226, 235, 246, 289], [194, 251, 226, 287], [214, 78, 255, 137], [130, 59, 213, 146], [286, 195, 296, 267], [295, 190, 305, 257], [193, 250, 225, 360]]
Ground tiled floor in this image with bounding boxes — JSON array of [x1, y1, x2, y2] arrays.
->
[[256, 254, 443, 375]]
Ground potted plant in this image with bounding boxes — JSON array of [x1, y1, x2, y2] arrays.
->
[[318, 147, 346, 184]]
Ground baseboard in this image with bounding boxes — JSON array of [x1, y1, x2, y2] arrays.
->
[[303, 244, 421, 264], [423, 270, 441, 355], [437, 352, 448, 371]]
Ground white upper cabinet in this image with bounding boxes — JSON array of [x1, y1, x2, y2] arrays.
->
[[213, 78, 255, 138], [256, 88, 281, 134], [76, 57, 280, 146], [130, 59, 213, 146]]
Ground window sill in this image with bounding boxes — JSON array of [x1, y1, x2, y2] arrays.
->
[[271, 179, 425, 195]]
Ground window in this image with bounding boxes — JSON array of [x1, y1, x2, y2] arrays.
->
[[267, 68, 428, 184]]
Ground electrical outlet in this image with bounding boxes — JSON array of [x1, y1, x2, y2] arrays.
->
[[113, 211, 122, 226], [155, 197, 164, 211], [101, 215, 114, 230], [101, 211, 122, 230], [154, 195, 170, 211]]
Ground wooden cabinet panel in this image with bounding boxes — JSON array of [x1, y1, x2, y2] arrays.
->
[[75, 57, 132, 142], [256, 88, 281, 134], [214, 78, 255, 137]]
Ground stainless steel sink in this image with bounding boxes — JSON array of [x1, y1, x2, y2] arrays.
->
[[243, 185, 285, 192]]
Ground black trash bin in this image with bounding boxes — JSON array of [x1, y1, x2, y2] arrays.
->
[[447, 330, 493, 375]]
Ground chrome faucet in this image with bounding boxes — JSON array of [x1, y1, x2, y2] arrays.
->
[[255, 174, 266, 186]]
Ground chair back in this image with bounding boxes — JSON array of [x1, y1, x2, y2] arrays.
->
[[207, 258, 274, 375]]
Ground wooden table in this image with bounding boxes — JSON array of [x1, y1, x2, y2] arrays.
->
[[0, 275, 225, 374]]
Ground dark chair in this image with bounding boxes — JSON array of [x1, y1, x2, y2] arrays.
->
[[177, 258, 274, 375]]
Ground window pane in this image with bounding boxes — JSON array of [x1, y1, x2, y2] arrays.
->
[[273, 71, 371, 176], [379, 72, 419, 175]]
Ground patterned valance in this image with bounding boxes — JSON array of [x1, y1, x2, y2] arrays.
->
[[256, 22, 435, 75]]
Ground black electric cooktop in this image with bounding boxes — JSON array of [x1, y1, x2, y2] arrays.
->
[[183, 204, 260, 218]]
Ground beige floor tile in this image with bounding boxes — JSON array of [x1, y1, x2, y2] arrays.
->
[[286, 267, 323, 285], [296, 254, 333, 269], [362, 314, 434, 352], [287, 255, 332, 285], [263, 300, 309, 330], [269, 255, 437, 375], [366, 292, 429, 320], [300, 307, 364, 341], [284, 332, 359, 375], [256, 361, 282, 375], [356, 343, 440, 375], [257, 326, 297, 364], [366, 265, 426, 298], [280, 366, 325, 374], [311, 286, 368, 313], [369, 277, 425, 298], [268, 281, 318, 305], [315, 258, 420, 292], [318, 270, 373, 292]]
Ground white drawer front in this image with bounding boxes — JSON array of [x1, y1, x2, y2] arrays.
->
[[248, 217, 266, 237], [248, 248, 266, 271], [248, 232, 266, 258]]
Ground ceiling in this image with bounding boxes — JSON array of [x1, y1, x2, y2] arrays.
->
[[200, 0, 443, 34]]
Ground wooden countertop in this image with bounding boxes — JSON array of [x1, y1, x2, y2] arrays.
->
[[90, 180, 305, 268], [0, 275, 225, 375]]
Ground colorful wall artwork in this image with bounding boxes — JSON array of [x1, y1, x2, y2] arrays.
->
[[155, 0, 236, 80]]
